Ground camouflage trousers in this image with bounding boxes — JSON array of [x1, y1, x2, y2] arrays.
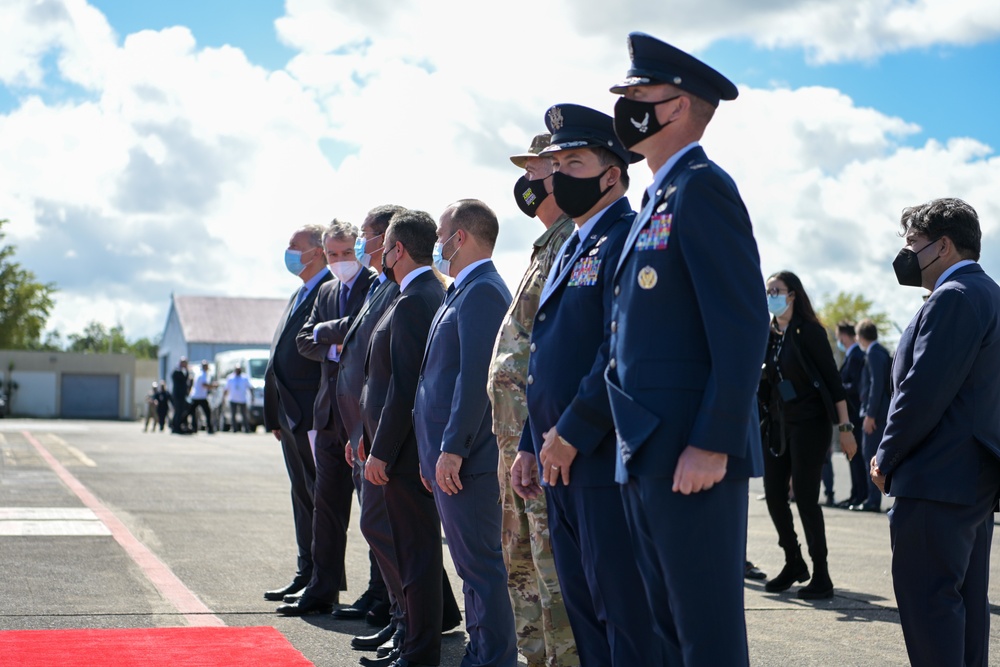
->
[[497, 433, 579, 667]]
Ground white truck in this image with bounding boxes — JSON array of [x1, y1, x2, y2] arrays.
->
[[213, 349, 269, 432]]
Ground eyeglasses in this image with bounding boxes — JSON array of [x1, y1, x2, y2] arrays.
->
[[765, 288, 788, 296]]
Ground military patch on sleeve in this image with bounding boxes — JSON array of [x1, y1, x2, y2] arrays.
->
[[634, 213, 672, 251], [567, 256, 601, 287]]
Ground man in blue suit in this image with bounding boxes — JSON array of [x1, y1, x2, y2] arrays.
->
[[852, 318, 890, 513], [513, 103, 659, 667], [414, 199, 516, 667], [872, 198, 1000, 667], [604, 33, 769, 666], [836, 321, 867, 508]]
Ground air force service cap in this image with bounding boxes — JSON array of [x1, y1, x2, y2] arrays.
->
[[509, 133, 552, 169], [539, 103, 642, 164], [610, 32, 738, 107]]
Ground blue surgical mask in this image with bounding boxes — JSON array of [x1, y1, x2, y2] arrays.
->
[[284, 248, 306, 276], [766, 294, 789, 317], [432, 231, 460, 277], [355, 233, 382, 269], [836, 340, 846, 352]]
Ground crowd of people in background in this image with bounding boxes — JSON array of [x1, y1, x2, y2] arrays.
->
[[247, 30, 999, 667]]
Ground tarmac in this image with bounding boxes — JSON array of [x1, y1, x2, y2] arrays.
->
[[1, 418, 998, 666]]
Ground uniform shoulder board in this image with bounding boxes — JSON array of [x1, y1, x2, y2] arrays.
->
[[690, 162, 709, 170]]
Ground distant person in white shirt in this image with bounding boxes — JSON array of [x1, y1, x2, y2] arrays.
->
[[190, 361, 216, 434], [224, 366, 253, 433]]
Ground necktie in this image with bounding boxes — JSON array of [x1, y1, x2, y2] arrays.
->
[[339, 283, 350, 316], [288, 286, 307, 322], [641, 190, 650, 209], [560, 233, 581, 273], [365, 280, 379, 304]]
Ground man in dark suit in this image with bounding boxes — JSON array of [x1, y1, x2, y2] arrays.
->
[[852, 318, 890, 513], [328, 205, 404, 629], [262, 224, 332, 603], [604, 33, 769, 666], [513, 104, 658, 667], [414, 200, 516, 667], [276, 219, 375, 616], [836, 321, 867, 508], [360, 210, 447, 667], [872, 198, 1000, 667]]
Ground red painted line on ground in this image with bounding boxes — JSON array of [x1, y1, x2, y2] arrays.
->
[[22, 430, 225, 628]]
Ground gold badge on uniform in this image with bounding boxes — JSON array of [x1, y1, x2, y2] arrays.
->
[[638, 266, 658, 290]]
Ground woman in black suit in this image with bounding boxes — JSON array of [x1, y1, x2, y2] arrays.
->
[[759, 271, 858, 599]]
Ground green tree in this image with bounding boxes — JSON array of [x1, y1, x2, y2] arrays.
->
[[0, 219, 57, 349], [66, 321, 158, 359], [816, 292, 892, 348]]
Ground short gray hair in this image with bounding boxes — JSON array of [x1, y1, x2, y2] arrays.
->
[[323, 218, 359, 245], [298, 223, 325, 248]]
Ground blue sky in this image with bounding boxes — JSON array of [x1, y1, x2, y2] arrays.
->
[[1, 0, 999, 340]]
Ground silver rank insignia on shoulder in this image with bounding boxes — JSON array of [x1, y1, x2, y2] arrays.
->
[[638, 266, 658, 290]]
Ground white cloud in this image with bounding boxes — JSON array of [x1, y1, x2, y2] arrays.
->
[[0, 0, 998, 347]]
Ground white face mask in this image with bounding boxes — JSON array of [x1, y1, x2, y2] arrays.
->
[[329, 260, 361, 284]]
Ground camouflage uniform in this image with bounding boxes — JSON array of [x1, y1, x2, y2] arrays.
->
[[487, 214, 578, 667]]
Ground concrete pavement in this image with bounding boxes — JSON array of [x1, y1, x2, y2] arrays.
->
[[1, 419, 998, 666]]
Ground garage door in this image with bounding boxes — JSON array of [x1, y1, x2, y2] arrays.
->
[[60, 374, 120, 419]]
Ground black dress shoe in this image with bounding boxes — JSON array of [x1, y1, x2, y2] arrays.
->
[[264, 578, 307, 601], [283, 592, 302, 604], [365, 600, 392, 627], [276, 597, 334, 616], [352, 623, 396, 650], [358, 647, 399, 667], [744, 560, 767, 580], [333, 590, 378, 619], [376, 625, 404, 658], [441, 611, 462, 633], [386, 658, 432, 667]]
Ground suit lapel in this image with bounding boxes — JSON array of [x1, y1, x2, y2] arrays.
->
[[615, 146, 706, 278], [424, 262, 494, 360], [343, 277, 390, 347], [539, 199, 628, 309], [281, 271, 331, 344]]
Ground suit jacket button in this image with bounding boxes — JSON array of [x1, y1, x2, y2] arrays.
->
[[538, 312, 546, 322], [614, 285, 621, 296], [527, 375, 534, 385], [611, 321, 617, 333], [609, 359, 617, 369], [530, 343, 536, 353]]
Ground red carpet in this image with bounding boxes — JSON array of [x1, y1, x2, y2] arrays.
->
[[0, 626, 314, 666]]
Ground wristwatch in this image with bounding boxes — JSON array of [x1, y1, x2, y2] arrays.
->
[[837, 423, 854, 433]]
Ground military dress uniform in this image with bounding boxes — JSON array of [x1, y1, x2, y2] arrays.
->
[[487, 212, 577, 667], [520, 104, 660, 667], [604, 33, 769, 667]]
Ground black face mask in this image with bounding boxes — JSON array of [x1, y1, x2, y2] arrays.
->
[[551, 168, 613, 219], [513, 175, 550, 218], [381, 247, 398, 284], [892, 238, 941, 287], [613, 95, 681, 150]]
